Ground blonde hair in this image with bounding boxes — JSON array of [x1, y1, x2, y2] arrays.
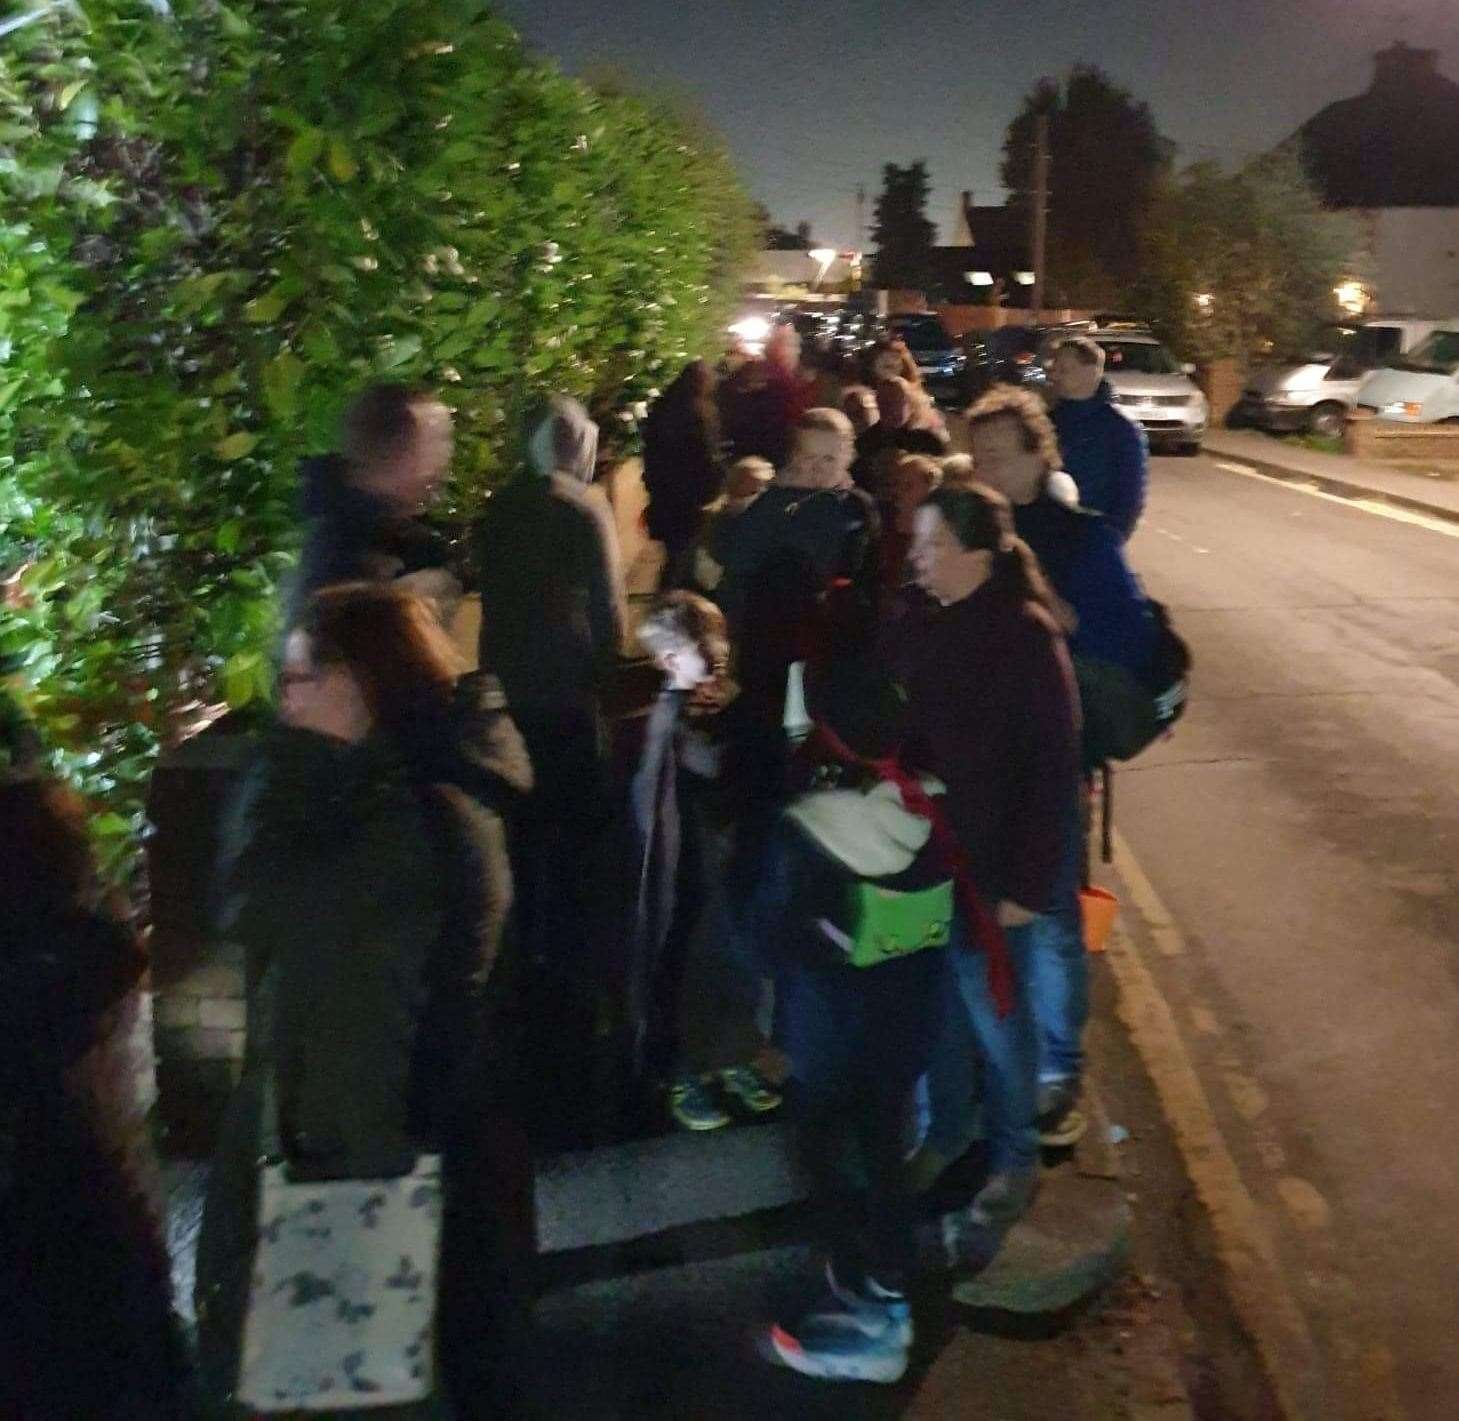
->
[[793, 406, 855, 444], [964, 386, 1062, 474], [940, 453, 977, 490]]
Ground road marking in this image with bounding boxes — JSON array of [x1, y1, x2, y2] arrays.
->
[[1212, 459, 1459, 540], [1105, 828, 1411, 1421]]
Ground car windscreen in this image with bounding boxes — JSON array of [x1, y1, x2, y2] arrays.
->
[[1395, 330, 1459, 376], [1098, 341, 1180, 375]]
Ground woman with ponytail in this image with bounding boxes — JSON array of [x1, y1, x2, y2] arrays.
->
[[886, 482, 1082, 1242]]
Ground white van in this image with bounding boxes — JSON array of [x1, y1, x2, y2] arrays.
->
[[1355, 324, 1459, 423], [1237, 318, 1440, 438]]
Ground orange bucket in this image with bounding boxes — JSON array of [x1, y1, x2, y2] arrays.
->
[[1080, 886, 1120, 954]]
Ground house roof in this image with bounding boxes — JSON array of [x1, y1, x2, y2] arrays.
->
[[1299, 43, 1459, 207]]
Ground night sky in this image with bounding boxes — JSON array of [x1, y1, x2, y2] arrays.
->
[[494, 0, 1459, 249]]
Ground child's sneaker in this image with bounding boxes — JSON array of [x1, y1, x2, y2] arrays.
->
[[668, 1075, 731, 1132], [718, 1063, 783, 1115], [764, 1271, 911, 1384]]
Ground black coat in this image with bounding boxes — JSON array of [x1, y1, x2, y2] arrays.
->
[[1, 908, 191, 1419], [288, 454, 448, 623], [196, 708, 522, 1418]]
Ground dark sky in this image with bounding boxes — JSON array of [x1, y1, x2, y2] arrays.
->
[[494, 0, 1459, 249]]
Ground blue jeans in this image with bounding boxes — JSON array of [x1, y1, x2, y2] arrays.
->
[[923, 919, 1039, 1175], [776, 950, 952, 1289], [1027, 801, 1088, 1086]]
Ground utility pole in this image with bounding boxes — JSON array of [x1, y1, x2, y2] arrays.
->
[[1030, 112, 1049, 318]]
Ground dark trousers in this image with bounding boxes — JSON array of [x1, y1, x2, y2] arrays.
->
[[776, 949, 951, 1291]]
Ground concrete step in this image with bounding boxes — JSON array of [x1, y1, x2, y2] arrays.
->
[[536, 1119, 804, 1254]]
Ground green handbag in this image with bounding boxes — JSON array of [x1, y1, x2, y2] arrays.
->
[[841, 878, 953, 969]]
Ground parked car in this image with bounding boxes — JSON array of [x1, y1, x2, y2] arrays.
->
[[1081, 329, 1208, 454], [1355, 323, 1459, 423], [963, 323, 1080, 399], [888, 313, 968, 403], [1234, 319, 1440, 438]]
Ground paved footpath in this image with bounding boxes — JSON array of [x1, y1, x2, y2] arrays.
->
[[1204, 428, 1459, 521]]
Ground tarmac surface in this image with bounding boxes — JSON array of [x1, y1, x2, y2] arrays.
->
[[1109, 447, 1459, 1420]]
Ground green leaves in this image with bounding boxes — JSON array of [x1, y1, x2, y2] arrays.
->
[[1, 0, 753, 889]]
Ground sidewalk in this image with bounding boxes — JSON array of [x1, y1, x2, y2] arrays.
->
[[1204, 428, 1459, 522]]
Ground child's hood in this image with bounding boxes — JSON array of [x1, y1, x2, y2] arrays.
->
[[785, 776, 946, 878]]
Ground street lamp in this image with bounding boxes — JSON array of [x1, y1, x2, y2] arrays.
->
[[1334, 280, 1369, 316], [1013, 271, 1036, 286], [807, 247, 838, 292], [964, 271, 994, 287]]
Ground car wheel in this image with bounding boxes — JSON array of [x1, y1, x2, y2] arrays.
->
[[1308, 402, 1347, 440]]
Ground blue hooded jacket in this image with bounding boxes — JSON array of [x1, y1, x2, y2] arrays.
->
[[1051, 380, 1148, 540], [1014, 493, 1155, 675]]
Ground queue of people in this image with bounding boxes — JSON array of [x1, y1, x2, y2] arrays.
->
[[2, 316, 1179, 1414]]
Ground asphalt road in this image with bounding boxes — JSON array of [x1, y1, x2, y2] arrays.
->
[[1112, 451, 1459, 1420]]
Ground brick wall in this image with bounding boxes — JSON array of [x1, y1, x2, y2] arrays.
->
[[147, 727, 254, 1155], [1345, 417, 1459, 469]]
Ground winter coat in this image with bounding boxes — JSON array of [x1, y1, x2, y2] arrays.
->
[[642, 382, 725, 553], [708, 482, 881, 633], [1, 907, 191, 1419], [289, 453, 449, 623], [1013, 491, 1157, 676], [475, 397, 626, 722], [1051, 381, 1149, 540], [719, 360, 815, 466], [886, 579, 1082, 914], [196, 720, 516, 1419]]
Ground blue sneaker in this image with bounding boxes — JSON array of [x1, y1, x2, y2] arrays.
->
[[764, 1270, 912, 1384], [668, 1075, 730, 1132]]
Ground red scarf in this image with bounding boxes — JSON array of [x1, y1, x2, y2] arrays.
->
[[803, 723, 1015, 1018]]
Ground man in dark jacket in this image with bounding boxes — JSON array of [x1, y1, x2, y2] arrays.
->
[[288, 384, 455, 624], [1049, 337, 1149, 541]]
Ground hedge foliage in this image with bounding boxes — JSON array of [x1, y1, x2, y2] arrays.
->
[[1129, 149, 1360, 368], [0, 0, 756, 875]]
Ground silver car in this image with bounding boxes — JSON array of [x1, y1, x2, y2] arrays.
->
[[1090, 332, 1208, 454]]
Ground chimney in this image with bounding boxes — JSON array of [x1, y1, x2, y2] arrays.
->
[[949, 190, 975, 248], [1372, 40, 1438, 89]]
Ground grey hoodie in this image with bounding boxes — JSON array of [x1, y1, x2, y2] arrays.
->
[[475, 396, 626, 719]]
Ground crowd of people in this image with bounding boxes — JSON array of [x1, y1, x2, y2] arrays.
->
[[2, 318, 1183, 1414]]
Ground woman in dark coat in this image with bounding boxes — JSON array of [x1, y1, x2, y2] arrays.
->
[[195, 583, 529, 1419], [0, 769, 192, 1419], [642, 360, 725, 586]]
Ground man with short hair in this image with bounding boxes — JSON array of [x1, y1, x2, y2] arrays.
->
[[290, 383, 455, 622], [710, 408, 880, 635], [1049, 336, 1148, 541]]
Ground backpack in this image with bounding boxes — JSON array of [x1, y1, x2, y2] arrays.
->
[[1078, 597, 1191, 768]]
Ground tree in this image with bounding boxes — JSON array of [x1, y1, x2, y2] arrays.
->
[[752, 204, 814, 250], [1128, 149, 1362, 367], [0, 0, 756, 878], [871, 162, 935, 291], [1001, 67, 1172, 305]]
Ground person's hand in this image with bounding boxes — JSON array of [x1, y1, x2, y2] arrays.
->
[[997, 900, 1036, 929]]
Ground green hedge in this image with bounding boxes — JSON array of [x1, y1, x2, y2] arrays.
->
[[0, 0, 756, 877]]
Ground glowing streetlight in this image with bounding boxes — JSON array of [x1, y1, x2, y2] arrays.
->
[[964, 271, 995, 287], [1013, 271, 1036, 286], [1193, 292, 1214, 312], [807, 247, 838, 290], [1334, 280, 1369, 316]]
